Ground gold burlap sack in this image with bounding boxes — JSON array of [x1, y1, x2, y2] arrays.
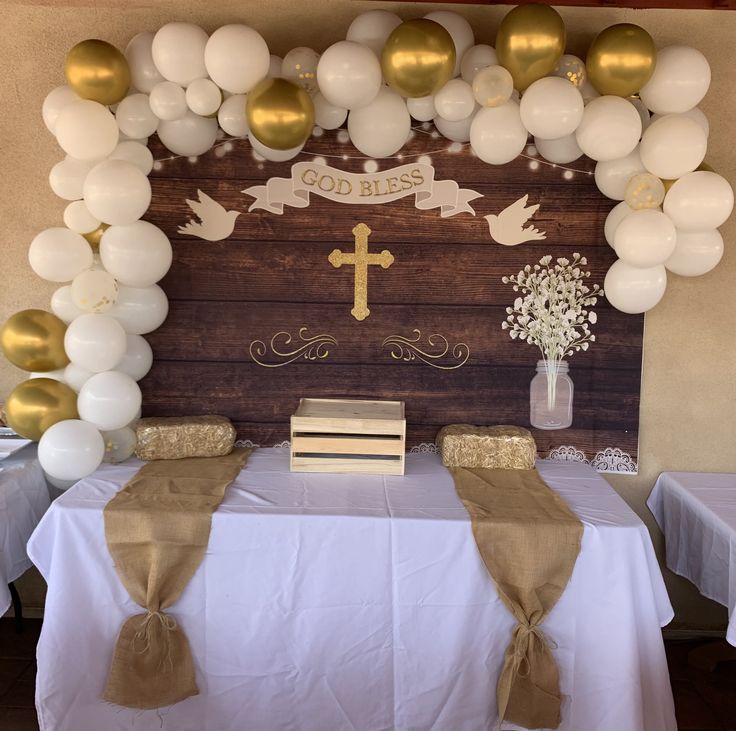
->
[[135, 415, 236, 460], [437, 424, 536, 470]]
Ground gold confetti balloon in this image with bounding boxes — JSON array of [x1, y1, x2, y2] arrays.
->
[[381, 19, 456, 98], [551, 54, 587, 88], [281, 47, 320, 95], [246, 78, 315, 151], [624, 173, 666, 210], [586, 24, 656, 97], [4, 378, 79, 441], [495, 4, 566, 92], [0, 310, 69, 372], [65, 39, 131, 106]]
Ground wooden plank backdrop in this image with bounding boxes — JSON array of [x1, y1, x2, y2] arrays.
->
[[143, 124, 643, 468]]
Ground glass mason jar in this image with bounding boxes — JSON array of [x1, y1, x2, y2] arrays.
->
[[529, 359, 573, 430]]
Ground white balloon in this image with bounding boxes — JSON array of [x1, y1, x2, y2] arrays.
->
[[346, 10, 402, 57], [425, 11, 474, 78], [152, 22, 209, 87], [407, 95, 436, 122], [460, 45, 497, 84], [639, 115, 707, 180], [664, 171, 734, 232], [83, 159, 152, 226], [78, 371, 142, 431], [651, 108, 709, 138], [100, 221, 172, 287], [42, 85, 79, 134], [316, 41, 382, 110], [71, 269, 119, 313], [115, 334, 153, 381], [64, 313, 127, 372], [107, 141, 154, 175], [282, 47, 320, 94], [267, 55, 282, 79], [472, 65, 513, 108], [63, 362, 94, 392], [434, 79, 474, 122], [51, 285, 85, 323], [63, 200, 100, 234], [204, 24, 270, 94], [639, 45, 711, 115], [125, 32, 165, 93], [347, 87, 411, 158], [116, 93, 159, 139], [435, 109, 476, 142], [49, 157, 94, 200], [157, 110, 218, 156], [470, 101, 527, 165], [313, 93, 347, 130], [520, 77, 584, 140], [55, 100, 119, 161], [101, 426, 137, 463], [604, 260, 667, 314], [249, 134, 304, 162], [575, 96, 641, 162], [108, 284, 169, 334], [218, 94, 249, 137], [185, 78, 222, 116], [38, 419, 105, 481], [28, 369, 65, 382], [594, 148, 646, 201], [534, 133, 583, 164], [29, 228, 93, 282], [580, 79, 600, 104], [604, 201, 635, 247], [665, 229, 724, 277], [628, 96, 651, 134], [149, 81, 187, 121], [614, 209, 677, 268]]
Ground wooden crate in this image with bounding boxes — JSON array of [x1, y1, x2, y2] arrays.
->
[[290, 398, 406, 475]]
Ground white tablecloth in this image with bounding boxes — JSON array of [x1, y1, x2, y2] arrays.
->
[[29, 450, 675, 731], [0, 444, 50, 615], [648, 471, 736, 646]]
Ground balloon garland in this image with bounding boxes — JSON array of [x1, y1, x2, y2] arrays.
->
[[1, 4, 733, 485]]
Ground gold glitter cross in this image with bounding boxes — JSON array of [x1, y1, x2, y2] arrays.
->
[[328, 223, 394, 321]]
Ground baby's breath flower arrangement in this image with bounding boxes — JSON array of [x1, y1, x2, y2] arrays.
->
[[501, 253, 603, 410]]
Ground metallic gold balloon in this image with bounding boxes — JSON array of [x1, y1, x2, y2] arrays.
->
[[83, 223, 110, 251], [65, 39, 131, 106], [381, 19, 456, 98], [495, 4, 566, 92], [4, 378, 79, 441], [586, 24, 656, 97], [1, 310, 69, 372], [246, 78, 315, 151]]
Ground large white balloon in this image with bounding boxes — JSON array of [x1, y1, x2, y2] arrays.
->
[[249, 134, 304, 162], [78, 371, 142, 431], [435, 109, 476, 143], [651, 108, 709, 138], [64, 313, 127, 372], [639, 115, 707, 180], [347, 87, 411, 158], [434, 79, 475, 122], [115, 334, 153, 381], [63, 362, 94, 392], [101, 426, 137, 463], [49, 157, 94, 201], [71, 269, 119, 313], [83, 159, 152, 226], [218, 94, 249, 137], [38, 419, 105, 481], [460, 45, 498, 84], [204, 24, 270, 94], [157, 110, 218, 156], [663, 171, 734, 231], [470, 101, 527, 165], [604, 260, 667, 314], [55, 100, 119, 161], [575, 96, 641, 162], [594, 148, 646, 201], [613, 209, 677, 268], [425, 11, 474, 78], [407, 95, 436, 122], [51, 285, 85, 323], [108, 141, 154, 176], [108, 284, 169, 334], [316, 41, 382, 110], [665, 229, 724, 277], [313, 93, 347, 130], [29, 228, 93, 282], [519, 77, 584, 140], [346, 10, 402, 57], [116, 93, 159, 139], [152, 22, 209, 87], [42, 85, 79, 134], [185, 78, 222, 116], [535, 133, 583, 164], [639, 46, 711, 115], [125, 32, 165, 93], [149, 81, 188, 121], [63, 200, 100, 234], [100, 221, 172, 287], [604, 201, 635, 247]]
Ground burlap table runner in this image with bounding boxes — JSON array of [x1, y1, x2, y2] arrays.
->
[[103, 447, 251, 709], [450, 467, 583, 730]]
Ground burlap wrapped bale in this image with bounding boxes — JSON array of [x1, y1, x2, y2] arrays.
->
[[135, 416, 236, 461], [436, 424, 536, 470]]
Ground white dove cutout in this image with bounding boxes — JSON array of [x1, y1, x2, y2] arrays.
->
[[484, 195, 547, 246], [178, 189, 241, 241]]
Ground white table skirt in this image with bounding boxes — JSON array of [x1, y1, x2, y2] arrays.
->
[[0, 444, 50, 615], [648, 471, 736, 646], [29, 450, 675, 731]]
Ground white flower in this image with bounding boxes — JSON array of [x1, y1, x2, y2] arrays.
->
[[588, 311, 597, 324]]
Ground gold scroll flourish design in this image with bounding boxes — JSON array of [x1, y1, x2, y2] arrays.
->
[[249, 327, 338, 368], [382, 329, 470, 370]]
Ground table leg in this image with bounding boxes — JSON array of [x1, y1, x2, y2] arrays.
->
[[7, 582, 23, 634]]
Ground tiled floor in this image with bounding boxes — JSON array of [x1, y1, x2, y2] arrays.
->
[[0, 619, 734, 730]]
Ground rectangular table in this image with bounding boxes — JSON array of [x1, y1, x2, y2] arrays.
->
[[648, 471, 736, 646], [29, 449, 676, 731]]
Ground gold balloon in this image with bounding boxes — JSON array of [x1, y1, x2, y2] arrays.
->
[[381, 19, 456, 98], [586, 24, 656, 97], [246, 78, 315, 151], [83, 223, 110, 251], [4, 378, 79, 441], [1, 310, 69, 372], [65, 39, 130, 106], [495, 4, 566, 92]]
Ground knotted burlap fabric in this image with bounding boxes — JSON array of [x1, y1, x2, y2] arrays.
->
[[103, 448, 251, 709], [450, 467, 583, 729]]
